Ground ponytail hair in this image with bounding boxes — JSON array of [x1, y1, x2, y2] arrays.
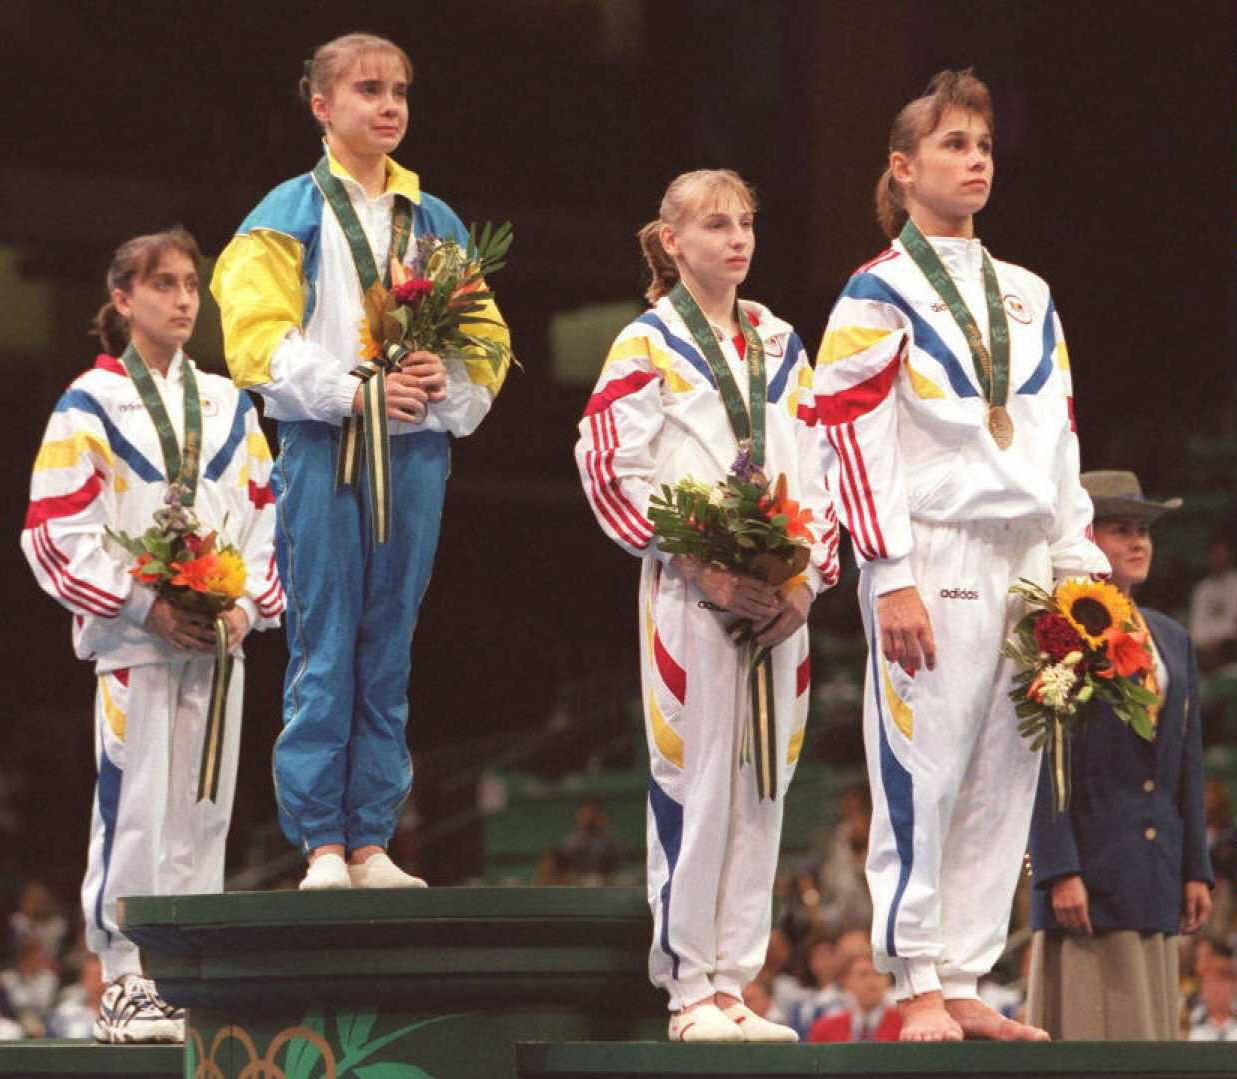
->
[[638, 168, 758, 304], [875, 67, 995, 239], [300, 33, 413, 129], [88, 226, 202, 354]]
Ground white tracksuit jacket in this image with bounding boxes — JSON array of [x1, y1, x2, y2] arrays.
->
[[575, 295, 841, 1010], [814, 234, 1109, 1000]]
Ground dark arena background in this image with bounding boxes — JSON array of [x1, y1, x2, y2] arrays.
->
[[0, 4, 1234, 1067]]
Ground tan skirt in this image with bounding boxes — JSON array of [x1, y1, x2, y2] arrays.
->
[[1027, 929, 1179, 1040]]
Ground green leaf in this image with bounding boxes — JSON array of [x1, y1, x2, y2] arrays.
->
[[337, 1010, 378, 1057], [281, 1011, 326, 1079]]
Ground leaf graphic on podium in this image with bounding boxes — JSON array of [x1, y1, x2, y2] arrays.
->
[[337, 1010, 379, 1057], [284, 1011, 327, 1079]]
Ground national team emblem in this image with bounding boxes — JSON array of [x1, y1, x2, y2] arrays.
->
[[764, 335, 785, 359], [1003, 293, 1032, 325], [199, 395, 219, 417]]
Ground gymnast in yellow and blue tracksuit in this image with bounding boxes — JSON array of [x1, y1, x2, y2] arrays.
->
[[211, 32, 510, 889]]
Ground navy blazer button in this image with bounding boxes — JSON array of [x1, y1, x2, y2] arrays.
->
[[1143, 779, 1155, 793], [1145, 827, 1157, 840]]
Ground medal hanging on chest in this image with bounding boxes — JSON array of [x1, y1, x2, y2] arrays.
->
[[312, 155, 413, 544], [899, 218, 1014, 450]]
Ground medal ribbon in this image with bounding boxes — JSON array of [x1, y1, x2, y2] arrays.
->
[[668, 282, 766, 467], [898, 218, 1010, 411], [668, 283, 780, 799], [312, 155, 413, 544], [120, 344, 230, 802], [119, 343, 202, 505]]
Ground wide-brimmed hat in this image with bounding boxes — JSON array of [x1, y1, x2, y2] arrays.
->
[[1082, 470, 1182, 523]]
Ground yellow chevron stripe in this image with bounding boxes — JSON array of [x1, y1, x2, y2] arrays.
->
[[818, 326, 892, 367], [246, 431, 272, 461], [903, 355, 945, 400], [643, 601, 684, 768], [98, 675, 126, 741], [605, 336, 692, 393], [1055, 340, 1070, 370], [114, 472, 128, 494], [787, 726, 804, 765], [34, 432, 112, 472], [787, 364, 813, 417], [881, 659, 913, 740], [238, 462, 249, 488]]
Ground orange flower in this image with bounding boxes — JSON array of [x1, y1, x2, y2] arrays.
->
[[1103, 626, 1152, 678], [130, 552, 163, 585], [762, 473, 816, 543], [170, 552, 221, 594]]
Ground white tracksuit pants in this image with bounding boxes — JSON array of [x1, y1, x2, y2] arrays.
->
[[82, 658, 243, 981], [642, 559, 811, 1012], [861, 518, 1050, 1001]]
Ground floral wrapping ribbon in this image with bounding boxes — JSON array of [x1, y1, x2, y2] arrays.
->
[[312, 155, 413, 544]]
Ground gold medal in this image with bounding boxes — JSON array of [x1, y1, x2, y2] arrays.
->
[[987, 404, 1014, 450]]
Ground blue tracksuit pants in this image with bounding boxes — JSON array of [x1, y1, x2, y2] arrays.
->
[[271, 420, 449, 852]]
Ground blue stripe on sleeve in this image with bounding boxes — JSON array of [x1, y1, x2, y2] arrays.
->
[[839, 274, 979, 398], [635, 312, 717, 387], [55, 390, 162, 482], [1016, 295, 1057, 395]]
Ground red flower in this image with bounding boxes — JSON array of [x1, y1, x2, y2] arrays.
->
[[169, 553, 220, 594], [1103, 626, 1152, 678], [1033, 612, 1086, 662], [182, 533, 204, 555], [392, 277, 434, 307]]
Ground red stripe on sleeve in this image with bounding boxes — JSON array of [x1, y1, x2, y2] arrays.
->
[[24, 469, 105, 529], [38, 526, 126, 606], [601, 409, 654, 542], [31, 526, 119, 618], [1066, 396, 1076, 433], [815, 354, 900, 426], [654, 631, 686, 705], [796, 402, 818, 427], [796, 655, 811, 698], [584, 414, 648, 550], [845, 423, 888, 559], [827, 428, 876, 561], [582, 370, 658, 417]]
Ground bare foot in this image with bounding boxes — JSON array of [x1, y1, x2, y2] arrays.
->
[[944, 997, 1050, 1041], [899, 991, 964, 1042]]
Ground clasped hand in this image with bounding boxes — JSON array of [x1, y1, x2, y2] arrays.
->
[[145, 598, 249, 654], [352, 350, 449, 423], [675, 557, 811, 648]]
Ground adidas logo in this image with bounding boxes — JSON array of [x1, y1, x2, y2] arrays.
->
[[939, 588, 979, 600]]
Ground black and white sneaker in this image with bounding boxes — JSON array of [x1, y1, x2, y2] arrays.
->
[[92, 974, 185, 1044]]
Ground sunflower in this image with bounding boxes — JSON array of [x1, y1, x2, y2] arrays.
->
[[1054, 578, 1133, 649], [200, 548, 247, 601]]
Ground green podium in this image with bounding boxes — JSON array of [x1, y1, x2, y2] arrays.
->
[[121, 887, 663, 1078]]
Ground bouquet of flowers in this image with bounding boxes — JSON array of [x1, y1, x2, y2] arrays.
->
[[647, 446, 814, 587], [349, 223, 516, 546], [106, 483, 245, 802], [106, 484, 245, 616], [366, 222, 515, 380], [648, 446, 816, 801], [1001, 577, 1159, 812]]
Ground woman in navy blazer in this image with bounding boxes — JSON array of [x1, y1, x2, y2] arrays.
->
[[1026, 470, 1214, 1039]]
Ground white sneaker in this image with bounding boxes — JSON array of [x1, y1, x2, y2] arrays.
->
[[92, 975, 184, 1044], [722, 1001, 799, 1042], [300, 852, 350, 890], [347, 851, 427, 889], [668, 1002, 743, 1042]]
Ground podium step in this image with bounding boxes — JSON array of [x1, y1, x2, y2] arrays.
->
[[0, 1039, 180, 1077], [516, 1040, 1237, 1079], [122, 886, 662, 1077]]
